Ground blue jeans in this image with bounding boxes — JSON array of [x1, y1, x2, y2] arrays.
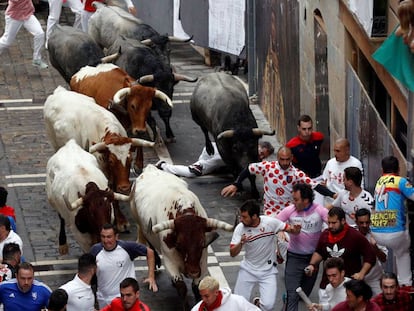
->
[[285, 251, 317, 311]]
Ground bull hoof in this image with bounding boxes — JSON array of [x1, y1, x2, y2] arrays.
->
[[59, 244, 69, 255]]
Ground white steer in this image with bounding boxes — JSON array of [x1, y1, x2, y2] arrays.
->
[[46, 139, 129, 254], [130, 164, 233, 302]]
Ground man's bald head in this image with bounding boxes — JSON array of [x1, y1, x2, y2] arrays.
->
[[277, 146, 293, 170], [333, 138, 350, 162]]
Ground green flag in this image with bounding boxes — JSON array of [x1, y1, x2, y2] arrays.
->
[[373, 29, 414, 91]]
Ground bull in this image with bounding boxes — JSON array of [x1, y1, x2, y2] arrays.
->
[[190, 72, 274, 198], [44, 86, 153, 230], [47, 25, 119, 83], [46, 139, 130, 254], [105, 37, 197, 142], [130, 164, 233, 308], [70, 63, 172, 170]]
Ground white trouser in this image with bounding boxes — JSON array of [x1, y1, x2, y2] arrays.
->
[[46, 0, 83, 41], [0, 14, 44, 61], [371, 230, 412, 285], [81, 10, 94, 32], [161, 163, 196, 178], [234, 263, 278, 311]]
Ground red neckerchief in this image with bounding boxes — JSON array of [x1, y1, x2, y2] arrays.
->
[[199, 290, 223, 311], [328, 223, 349, 244]]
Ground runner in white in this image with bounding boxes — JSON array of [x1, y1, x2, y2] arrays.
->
[[230, 200, 300, 311], [328, 166, 374, 226]]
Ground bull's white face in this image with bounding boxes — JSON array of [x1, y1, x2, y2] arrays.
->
[[107, 143, 132, 166]]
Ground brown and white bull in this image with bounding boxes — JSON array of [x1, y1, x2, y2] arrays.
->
[[70, 63, 172, 171], [130, 164, 233, 306], [46, 139, 130, 254], [44, 86, 153, 230], [70, 63, 172, 137]]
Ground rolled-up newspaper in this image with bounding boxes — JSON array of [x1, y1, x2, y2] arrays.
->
[[296, 287, 312, 306]]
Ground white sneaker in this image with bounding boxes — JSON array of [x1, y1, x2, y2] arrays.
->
[[32, 59, 48, 69]]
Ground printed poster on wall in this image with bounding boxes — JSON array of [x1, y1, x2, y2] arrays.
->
[[208, 0, 245, 56]]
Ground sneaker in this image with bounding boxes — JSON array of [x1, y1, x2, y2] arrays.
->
[[252, 297, 261, 307], [155, 160, 165, 170], [32, 59, 48, 69], [188, 164, 203, 176]]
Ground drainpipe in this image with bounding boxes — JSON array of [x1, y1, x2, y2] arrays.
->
[[247, 0, 256, 97]]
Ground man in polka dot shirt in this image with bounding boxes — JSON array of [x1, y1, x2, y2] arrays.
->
[[222, 146, 336, 216]]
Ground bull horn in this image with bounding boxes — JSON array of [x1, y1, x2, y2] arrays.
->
[[206, 218, 234, 232], [131, 138, 155, 148], [113, 87, 131, 104], [168, 35, 194, 43], [152, 219, 175, 233], [173, 73, 198, 83], [217, 129, 235, 140], [101, 51, 120, 63], [140, 39, 152, 46], [89, 142, 107, 153], [138, 74, 154, 84], [154, 90, 173, 107], [71, 197, 84, 210], [251, 128, 276, 136], [147, 218, 153, 235], [114, 192, 130, 202], [84, 139, 90, 151]]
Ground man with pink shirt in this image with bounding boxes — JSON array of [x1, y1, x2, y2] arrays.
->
[[0, 0, 48, 69], [277, 183, 328, 311]]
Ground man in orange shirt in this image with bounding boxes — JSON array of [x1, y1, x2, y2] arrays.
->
[[100, 278, 150, 311]]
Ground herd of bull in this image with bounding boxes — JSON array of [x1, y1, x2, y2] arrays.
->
[[41, 2, 274, 306]]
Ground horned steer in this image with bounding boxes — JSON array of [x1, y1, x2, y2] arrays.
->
[[130, 164, 233, 307], [190, 72, 274, 198], [46, 139, 129, 254], [70, 63, 172, 138]]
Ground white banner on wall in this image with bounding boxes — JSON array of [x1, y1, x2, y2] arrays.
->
[[208, 0, 245, 56], [173, 0, 191, 39], [348, 0, 373, 36]]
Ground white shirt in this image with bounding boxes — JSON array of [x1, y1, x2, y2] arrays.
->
[[320, 277, 351, 311], [60, 274, 95, 311], [90, 241, 147, 308], [191, 287, 260, 311], [0, 230, 23, 258], [231, 216, 286, 271], [332, 189, 374, 226], [323, 156, 363, 193], [95, 246, 135, 306]]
